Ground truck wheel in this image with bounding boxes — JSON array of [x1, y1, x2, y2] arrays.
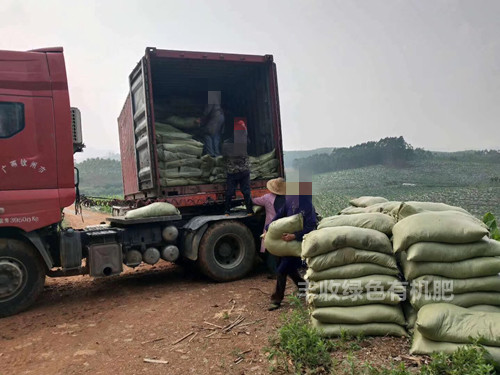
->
[[0, 239, 46, 318], [197, 221, 255, 282]]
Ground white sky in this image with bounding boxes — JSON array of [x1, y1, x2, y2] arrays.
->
[[2, 0, 499, 154]]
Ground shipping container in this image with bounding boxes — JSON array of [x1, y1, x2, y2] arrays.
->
[[118, 47, 284, 209]]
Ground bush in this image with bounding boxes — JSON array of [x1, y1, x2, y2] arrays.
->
[[421, 345, 496, 375], [484, 212, 500, 241]]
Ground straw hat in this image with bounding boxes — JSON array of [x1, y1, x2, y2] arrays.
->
[[266, 177, 286, 196]]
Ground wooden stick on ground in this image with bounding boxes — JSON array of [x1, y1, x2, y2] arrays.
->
[[141, 337, 166, 345], [223, 316, 245, 333], [203, 321, 223, 329], [143, 358, 169, 364], [205, 331, 217, 338], [172, 331, 195, 345], [188, 332, 198, 343]]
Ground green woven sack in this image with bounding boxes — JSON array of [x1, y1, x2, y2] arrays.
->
[[410, 292, 500, 310], [264, 214, 303, 257], [412, 275, 500, 294], [302, 226, 392, 258], [249, 149, 276, 165], [416, 303, 500, 347], [340, 206, 368, 215], [306, 248, 398, 272], [305, 263, 399, 281], [161, 158, 202, 169], [158, 150, 198, 162], [158, 143, 203, 157], [125, 202, 180, 219], [307, 291, 402, 308], [349, 196, 388, 208], [159, 178, 206, 187], [393, 201, 470, 220], [392, 211, 489, 253], [312, 318, 407, 337], [410, 329, 500, 366], [165, 115, 200, 130], [318, 213, 396, 235], [406, 238, 500, 262], [364, 201, 401, 214], [402, 301, 417, 329], [401, 255, 500, 280], [469, 305, 500, 313], [312, 304, 406, 325], [307, 275, 403, 294]]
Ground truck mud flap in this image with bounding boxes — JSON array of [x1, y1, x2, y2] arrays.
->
[[183, 223, 208, 261]]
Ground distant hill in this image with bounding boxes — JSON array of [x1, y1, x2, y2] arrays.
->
[[283, 148, 334, 169], [75, 158, 123, 197]]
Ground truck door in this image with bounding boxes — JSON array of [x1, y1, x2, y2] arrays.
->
[[129, 59, 155, 193], [0, 96, 57, 191]]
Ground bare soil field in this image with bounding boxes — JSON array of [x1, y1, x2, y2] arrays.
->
[[0, 208, 412, 375]]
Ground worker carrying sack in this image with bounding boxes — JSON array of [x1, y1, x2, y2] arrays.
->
[[125, 202, 180, 219], [264, 214, 303, 257]]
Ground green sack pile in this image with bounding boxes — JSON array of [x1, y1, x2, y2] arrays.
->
[[264, 213, 303, 257], [155, 124, 280, 188], [339, 197, 401, 217], [249, 149, 279, 180], [392, 209, 500, 312], [302, 225, 407, 337], [125, 202, 180, 219], [410, 303, 500, 366]]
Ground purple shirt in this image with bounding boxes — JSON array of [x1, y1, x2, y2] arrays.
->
[[253, 193, 282, 253]]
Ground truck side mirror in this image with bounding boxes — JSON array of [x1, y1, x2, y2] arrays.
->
[[71, 107, 85, 153]]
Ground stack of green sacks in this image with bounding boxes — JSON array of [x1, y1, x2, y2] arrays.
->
[[249, 149, 279, 180], [155, 122, 205, 186], [410, 303, 500, 367], [392, 210, 500, 311], [302, 225, 407, 337]]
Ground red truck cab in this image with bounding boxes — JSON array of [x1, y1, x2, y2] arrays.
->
[[0, 47, 75, 233]]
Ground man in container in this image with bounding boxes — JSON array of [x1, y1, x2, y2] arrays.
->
[[200, 90, 224, 157], [222, 120, 253, 215]]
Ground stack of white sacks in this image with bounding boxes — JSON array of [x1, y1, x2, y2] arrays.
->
[[303, 211, 407, 337]]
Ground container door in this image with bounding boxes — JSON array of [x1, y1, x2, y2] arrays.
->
[[129, 58, 154, 192]]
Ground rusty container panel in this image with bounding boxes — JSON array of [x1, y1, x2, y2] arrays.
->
[[117, 94, 139, 198]]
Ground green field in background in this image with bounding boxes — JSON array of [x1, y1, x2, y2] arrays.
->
[[312, 160, 500, 219]]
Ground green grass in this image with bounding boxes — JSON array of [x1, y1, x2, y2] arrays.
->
[[312, 160, 500, 219], [265, 297, 333, 374]]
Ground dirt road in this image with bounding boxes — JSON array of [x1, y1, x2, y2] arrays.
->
[[0, 208, 286, 375], [0, 208, 411, 375]]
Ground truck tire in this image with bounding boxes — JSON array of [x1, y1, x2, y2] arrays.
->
[[0, 239, 46, 318], [197, 221, 255, 282]]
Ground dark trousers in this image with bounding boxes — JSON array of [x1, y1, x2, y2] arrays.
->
[[224, 170, 253, 213], [271, 256, 305, 304]]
